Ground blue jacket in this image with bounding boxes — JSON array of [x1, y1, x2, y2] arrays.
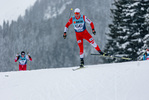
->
[[143, 53, 149, 60]]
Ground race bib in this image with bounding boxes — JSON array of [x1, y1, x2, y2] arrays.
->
[[74, 23, 84, 32], [19, 60, 27, 65], [73, 15, 86, 32]]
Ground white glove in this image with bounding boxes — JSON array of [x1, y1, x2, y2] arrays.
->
[[16, 53, 19, 57]]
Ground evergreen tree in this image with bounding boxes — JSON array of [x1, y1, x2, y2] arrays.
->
[[137, 0, 149, 59], [105, 0, 149, 62]]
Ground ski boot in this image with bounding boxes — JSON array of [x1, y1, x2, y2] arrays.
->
[[98, 50, 109, 56], [80, 58, 84, 68]]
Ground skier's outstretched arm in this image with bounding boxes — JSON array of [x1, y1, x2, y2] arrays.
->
[[63, 17, 73, 39], [26, 54, 32, 61], [15, 54, 19, 62], [83, 15, 96, 35]]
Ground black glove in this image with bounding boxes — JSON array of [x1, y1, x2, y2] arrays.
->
[[28, 55, 32, 59], [63, 32, 67, 39], [27, 52, 32, 58], [92, 29, 96, 35]]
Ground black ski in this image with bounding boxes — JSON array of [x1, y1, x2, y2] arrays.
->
[[91, 54, 132, 60]]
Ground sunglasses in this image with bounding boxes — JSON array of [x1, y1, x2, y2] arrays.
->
[[74, 12, 80, 15]]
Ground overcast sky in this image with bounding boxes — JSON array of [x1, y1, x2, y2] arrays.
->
[[0, 0, 37, 25]]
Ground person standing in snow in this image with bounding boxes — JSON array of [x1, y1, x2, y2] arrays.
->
[[15, 51, 32, 71], [143, 49, 149, 60], [63, 8, 107, 68]]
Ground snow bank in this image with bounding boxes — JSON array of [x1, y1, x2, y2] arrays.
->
[[0, 61, 149, 100]]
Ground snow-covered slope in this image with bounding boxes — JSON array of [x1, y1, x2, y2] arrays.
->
[[0, 61, 149, 100], [0, 0, 36, 25]]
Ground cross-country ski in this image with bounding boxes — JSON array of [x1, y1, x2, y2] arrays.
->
[[91, 53, 132, 60], [72, 67, 85, 71]]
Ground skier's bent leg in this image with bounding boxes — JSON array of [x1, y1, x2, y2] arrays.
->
[[87, 37, 101, 51], [87, 38, 106, 55], [77, 39, 84, 58], [90, 41, 106, 55], [84, 30, 101, 52], [90, 41, 101, 51]]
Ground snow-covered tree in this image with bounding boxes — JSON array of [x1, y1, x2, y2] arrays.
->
[[105, 0, 149, 62], [142, 1, 149, 47]]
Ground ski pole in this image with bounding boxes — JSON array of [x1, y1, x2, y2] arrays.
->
[[16, 53, 19, 71], [65, 8, 73, 39], [16, 61, 19, 71], [27, 52, 31, 70], [28, 60, 30, 70], [69, 8, 73, 19]]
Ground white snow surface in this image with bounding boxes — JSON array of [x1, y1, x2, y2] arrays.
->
[[0, 61, 149, 100], [0, 0, 37, 25]]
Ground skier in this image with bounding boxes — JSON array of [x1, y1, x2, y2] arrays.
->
[[63, 8, 107, 67], [143, 49, 149, 60], [15, 51, 32, 71]]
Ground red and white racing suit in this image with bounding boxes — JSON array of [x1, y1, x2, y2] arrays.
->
[[15, 55, 32, 71], [64, 15, 101, 58]]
